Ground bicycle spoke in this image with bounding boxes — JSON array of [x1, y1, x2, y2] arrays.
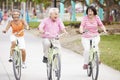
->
[[13, 51, 21, 80], [92, 53, 99, 80], [47, 63, 52, 80], [51, 54, 61, 80]]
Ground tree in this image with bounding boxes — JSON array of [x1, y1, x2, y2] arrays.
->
[[75, 0, 120, 23], [93, 0, 120, 23]]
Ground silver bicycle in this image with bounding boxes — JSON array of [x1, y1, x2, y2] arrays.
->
[[47, 37, 61, 80], [12, 40, 22, 80], [87, 39, 99, 80]]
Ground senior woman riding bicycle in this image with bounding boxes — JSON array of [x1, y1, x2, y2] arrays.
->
[[3, 9, 29, 68], [38, 8, 67, 63], [79, 6, 107, 69]]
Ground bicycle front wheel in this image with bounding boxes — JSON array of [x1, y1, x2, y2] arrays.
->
[[13, 50, 21, 80], [47, 63, 52, 80], [91, 52, 99, 80], [87, 62, 92, 77], [51, 54, 61, 80]]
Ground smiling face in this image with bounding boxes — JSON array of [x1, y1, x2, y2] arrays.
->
[[88, 9, 94, 18], [86, 6, 97, 18], [50, 11, 58, 21], [49, 8, 59, 21], [12, 11, 20, 21]]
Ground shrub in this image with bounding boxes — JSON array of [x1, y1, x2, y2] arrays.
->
[[29, 22, 40, 28], [29, 21, 81, 28], [63, 21, 81, 28]]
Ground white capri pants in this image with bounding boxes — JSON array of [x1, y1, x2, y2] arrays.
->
[[81, 35, 100, 64], [42, 38, 61, 58], [10, 35, 26, 49]]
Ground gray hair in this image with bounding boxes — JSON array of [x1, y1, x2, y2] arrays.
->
[[12, 9, 20, 13], [49, 8, 59, 16]]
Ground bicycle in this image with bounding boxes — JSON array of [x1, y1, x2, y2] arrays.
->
[[2, 28, 25, 80], [12, 39, 22, 80], [46, 35, 62, 80], [87, 39, 99, 80]]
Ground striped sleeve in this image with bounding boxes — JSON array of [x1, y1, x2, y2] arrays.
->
[[96, 15, 104, 27], [80, 16, 87, 27]]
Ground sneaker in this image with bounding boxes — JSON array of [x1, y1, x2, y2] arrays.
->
[[22, 62, 27, 69], [42, 56, 48, 63], [83, 64, 88, 70], [8, 57, 13, 62]]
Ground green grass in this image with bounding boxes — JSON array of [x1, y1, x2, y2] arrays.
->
[[100, 35, 120, 71], [29, 22, 40, 28], [63, 21, 80, 26], [29, 21, 81, 28]]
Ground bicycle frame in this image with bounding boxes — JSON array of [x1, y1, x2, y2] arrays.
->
[[89, 40, 97, 62], [47, 38, 61, 80], [13, 40, 21, 62], [48, 39, 60, 63], [87, 39, 99, 80], [14, 44, 20, 53]]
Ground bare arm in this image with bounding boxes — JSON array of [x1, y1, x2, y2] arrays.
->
[[59, 19, 68, 34], [38, 20, 45, 34], [22, 19, 29, 30], [61, 28, 68, 34], [38, 24, 44, 34], [79, 26, 84, 34], [100, 26, 107, 33], [2, 21, 11, 33]]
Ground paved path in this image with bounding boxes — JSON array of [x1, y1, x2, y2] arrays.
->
[[0, 24, 120, 80]]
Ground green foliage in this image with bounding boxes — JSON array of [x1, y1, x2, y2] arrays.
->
[[63, 21, 80, 28], [44, 2, 51, 9], [20, 0, 26, 2], [114, 0, 120, 3], [29, 21, 81, 28], [29, 22, 40, 28], [100, 35, 120, 71], [32, 0, 51, 5]]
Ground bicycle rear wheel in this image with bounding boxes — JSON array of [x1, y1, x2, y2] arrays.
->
[[51, 54, 61, 80], [91, 52, 99, 80], [13, 50, 21, 80]]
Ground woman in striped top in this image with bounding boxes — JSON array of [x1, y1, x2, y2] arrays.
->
[[79, 6, 107, 69]]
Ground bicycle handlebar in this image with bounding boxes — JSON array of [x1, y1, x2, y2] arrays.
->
[[44, 32, 65, 39], [80, 30, 108, 35]]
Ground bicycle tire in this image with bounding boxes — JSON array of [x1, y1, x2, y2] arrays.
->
[[13, 50, 21, 80], [47, 63, 52, 80], [51, 54, 61, 80], [91, 52, 99, 80], [87, 62, 92, 77]]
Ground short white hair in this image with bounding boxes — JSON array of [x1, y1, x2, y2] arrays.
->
[[49, 8, 59, 16]]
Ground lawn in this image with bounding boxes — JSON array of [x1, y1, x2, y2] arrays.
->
[[63, 34, 120, 71], [29, 22, 40, 28], [100, 34, 120, 71]]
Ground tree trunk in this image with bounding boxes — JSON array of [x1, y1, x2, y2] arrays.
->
[[104, 7, 110, 24]]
